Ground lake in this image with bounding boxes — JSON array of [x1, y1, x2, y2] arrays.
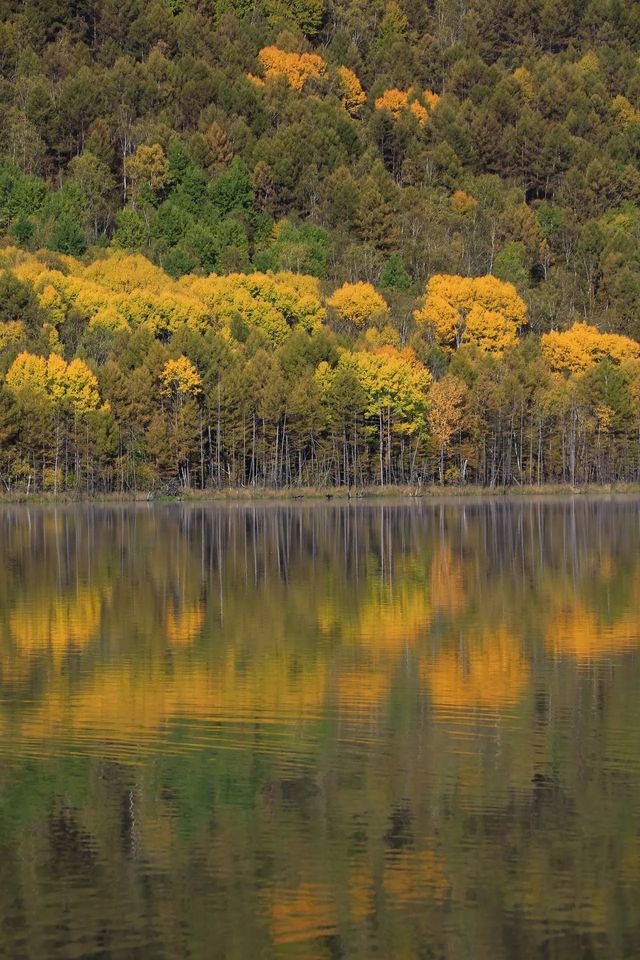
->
[[0, 499, 639, 960]]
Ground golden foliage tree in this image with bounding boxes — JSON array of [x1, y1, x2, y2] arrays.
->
[[6, 352, 101, 413], [374, 88, 439, 126], [124, 144, 171, 203], [427, 374, 468, 483], [160, 357, 202, 398], [336, 66, 366, 115], [327, 281, 388, 328], [541, 322, 640, 372], [414, 274, 528, 352], [253, 46, 327, 91]]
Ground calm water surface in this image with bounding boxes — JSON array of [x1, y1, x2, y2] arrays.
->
[[0, 499, 639, 960]]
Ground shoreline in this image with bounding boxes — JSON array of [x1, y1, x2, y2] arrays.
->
[[2, 482, 640, 505]]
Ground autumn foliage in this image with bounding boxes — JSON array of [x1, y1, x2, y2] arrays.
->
[[253, 46, 327, 91], [541, 322, 640, 372], [3, 244, 640, 492], [6, 351, 102, 413], [414, 274, 528, 352], [327, 281, 388, 328], [374, 88, 440, 126], [336, 66, 366, 115]]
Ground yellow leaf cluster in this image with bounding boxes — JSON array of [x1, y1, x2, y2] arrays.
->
[[540, 322, 640, 372], [84, 252, 169, 294], [374, 87, 439, 126], [182, 271, 326, 342], [512, 66, 534, 101], [327, 281, 388, 327], [612, 94, 640, 128], [576, 50, 600, 77], [0, 320, 24, 350], [255, 46, 327, 91], [6, 251, 327, 344], [414, 274, 528, 353], [451, 189, 477, 213], [320, 345, 431, 434], [160, 356, 202, 396], [422, 626, 530, 713], [0, 245, 32, 270], [89, 304, 131, 334], [5, 351, 101, 413], [336, 65, 366, 115]]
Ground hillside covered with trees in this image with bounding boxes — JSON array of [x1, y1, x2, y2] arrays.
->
[[2, 0, 640, 492]]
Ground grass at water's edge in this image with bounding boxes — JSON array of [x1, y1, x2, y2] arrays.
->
[[2, 483, 640, 504]]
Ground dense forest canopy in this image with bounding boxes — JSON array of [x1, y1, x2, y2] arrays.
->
[[2, 0, 640, 491]]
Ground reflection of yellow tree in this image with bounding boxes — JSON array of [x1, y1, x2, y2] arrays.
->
[[321, 564, 433, 718], [430, 544, 466, 614], [268, 883, 336, 946], [423, 627, 530, 712], [546, 605, 640, 661], [165, 601, 205, 645], [9, 586, 103, 658], [317, 564, 432, 655], [220, 649, 326, 718], [356, 587, 431, 653], [337, 669, 391, 715], [17, 647, 327, 747], [348, 869, 374, 922], [384, 848, 450, 904]]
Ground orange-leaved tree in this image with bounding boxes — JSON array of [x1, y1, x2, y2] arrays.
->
[[374, 88, 439, 126], [253, 46, 327, 91], [427, 374, 468, 483]]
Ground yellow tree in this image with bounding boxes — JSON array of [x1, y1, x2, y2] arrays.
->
[[451, 190, 478, 214], [6, 352, 100, 414], [513, 66, 534, 101], [327, 282, 388, 329], [336, 66, 366, 115], [124, 144, 171, 204], [158, 357, 202, 489], [427, 374, 468, 483], [64, 359, 102, 412], [541, 322, 640, 372], [319, 346, 431, 484], [254, 46, 327, 91], [374, 88, 439, 126], [414, 274, 527, 352], [612, 94, 640, 129], [5, 352, 48, 402], [5, 352, 102, 491], [160, 357, 202, 398]]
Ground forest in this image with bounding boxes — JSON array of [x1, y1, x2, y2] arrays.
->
[[2, 0, 640, 491]]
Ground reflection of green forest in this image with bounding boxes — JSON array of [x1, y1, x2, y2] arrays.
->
[[0, 501, 639, 959]]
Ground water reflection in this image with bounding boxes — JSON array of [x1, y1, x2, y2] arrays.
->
[[0, 499, 639, 959]]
